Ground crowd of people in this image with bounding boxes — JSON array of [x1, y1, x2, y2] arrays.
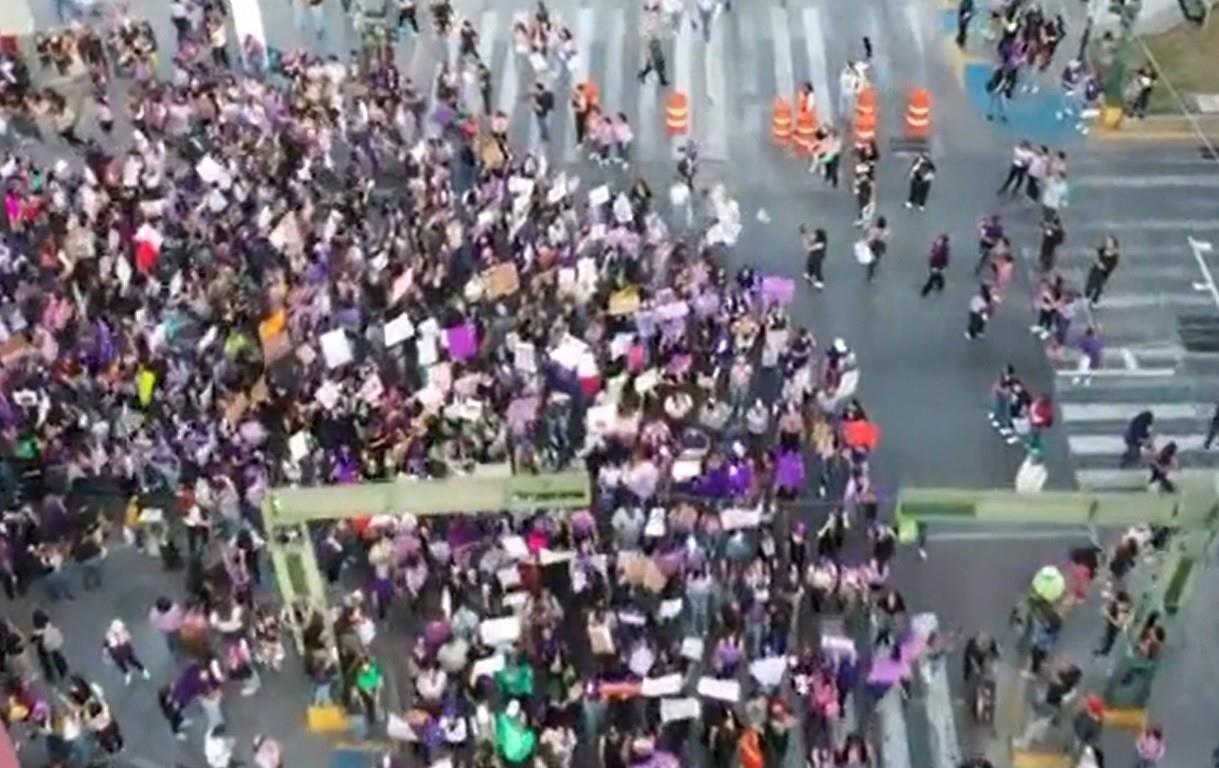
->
[[0, 0, 933, 766], [0, 0, 1186, 766]]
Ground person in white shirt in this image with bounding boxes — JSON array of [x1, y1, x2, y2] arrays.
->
[[205, 725, 236, 768], [103, 619, 150, 685]]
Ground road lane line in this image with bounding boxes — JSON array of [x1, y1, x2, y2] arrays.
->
[[770, 5, 795, 99], [801, 7, 834, 125]]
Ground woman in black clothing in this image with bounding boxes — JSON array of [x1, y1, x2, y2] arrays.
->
[[801, 226, 828, 290]]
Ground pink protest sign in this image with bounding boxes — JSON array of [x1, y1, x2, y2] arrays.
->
[[446, 323, 478, 361], [761, 276, 795, 305]]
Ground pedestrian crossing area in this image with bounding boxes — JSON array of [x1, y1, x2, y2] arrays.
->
[[350, 0, 940, 174], [1013, 147, 1219, 490]]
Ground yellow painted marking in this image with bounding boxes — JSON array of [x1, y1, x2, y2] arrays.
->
[[940, 37, 986, 88], [1091, 129, 1210, 142], [1103, 708, 1148, 730], [1011, 750, 1072, 768]]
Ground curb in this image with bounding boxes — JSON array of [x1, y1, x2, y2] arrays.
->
[[1091, 115, 1219, 143]]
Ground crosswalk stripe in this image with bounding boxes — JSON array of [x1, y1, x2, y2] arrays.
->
[[1060, 403, 1204, 422], [801, 7, 835, 126], [770, 5, 796, 100], [408, 27, 433, 86], [903, 4, 928, 81], [1087, 292, 1214, 310], [1068, 433, 1209, 454], [1048, 245, 1192, 261], [1075, 469, 1153, 491], [563, 7, 598, 165], [737, 7, 761, 98], [477, 11, 498, 63], [1073, 174, 1219, 189], [672, 16, 695, 158], [604, 9, 626, 113], [1057, 220, 1219, 233], [498, 38, 520, 116], [864, 5, 891, 90], [704, 21, 729, 161]]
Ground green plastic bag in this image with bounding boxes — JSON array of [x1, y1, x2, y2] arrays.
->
[[495, 664, 534, 697], [355, 660, 383, 693], [495, 713, 536, 764]]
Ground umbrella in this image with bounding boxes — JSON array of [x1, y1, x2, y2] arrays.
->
[[842, 419, 881, 451], [1031, 565, 1067, 603]]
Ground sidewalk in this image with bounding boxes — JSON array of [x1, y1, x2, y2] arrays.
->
[[1091, 113, 1219, 143]]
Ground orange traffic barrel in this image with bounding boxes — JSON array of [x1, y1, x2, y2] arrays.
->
[[793, 107, 819, 155], [579, 80, 601, 109], [905, 88, 932, 138], [853, 111, 877, 148], [854, 85, 876, 121], [772, 97, 792, 145], [665, 91, 689, 136]]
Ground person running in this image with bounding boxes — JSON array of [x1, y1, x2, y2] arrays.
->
[[801, 225, 828, 289], [920, 234, 951, 297]]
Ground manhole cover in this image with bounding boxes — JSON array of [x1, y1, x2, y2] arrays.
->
[[1178, 314, 1219, 352]]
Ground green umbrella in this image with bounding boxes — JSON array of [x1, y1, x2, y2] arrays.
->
[[1031, 565, 1066, 603], [495, 712, 536, 764]]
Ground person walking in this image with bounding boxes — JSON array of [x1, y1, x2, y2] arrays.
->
[[1134, 724, 1166, 768], [819, 128, 842, 189], [637, 34, 669, 87], [966, 284, 994, 340], [1025, 145, 1050, 205], [956, 0, 975, 48], [1120, 409, 1154, 468], [985, 62, 1016, 122], [1148, 442, 1178, 493], [158, 685, 190, 740], [206, 725, 238, 768], [530, 82, 555, 144], [975, 214, 1005, 275], [997, 140, 1033, 195], [863, 216, 890, 283], [920, 234, 951, 297], [801, 226, 828, 289], [1203, 401, 1219, 449], [103, 619, 150, 685], [1038, 211, 1065, 272], [31, 610, 69, 683], [1072, 325, 1103, 386], [905, 152, 936, 211], [1094, 590, 1132, 655], [1084, 236, 1120, 307]]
